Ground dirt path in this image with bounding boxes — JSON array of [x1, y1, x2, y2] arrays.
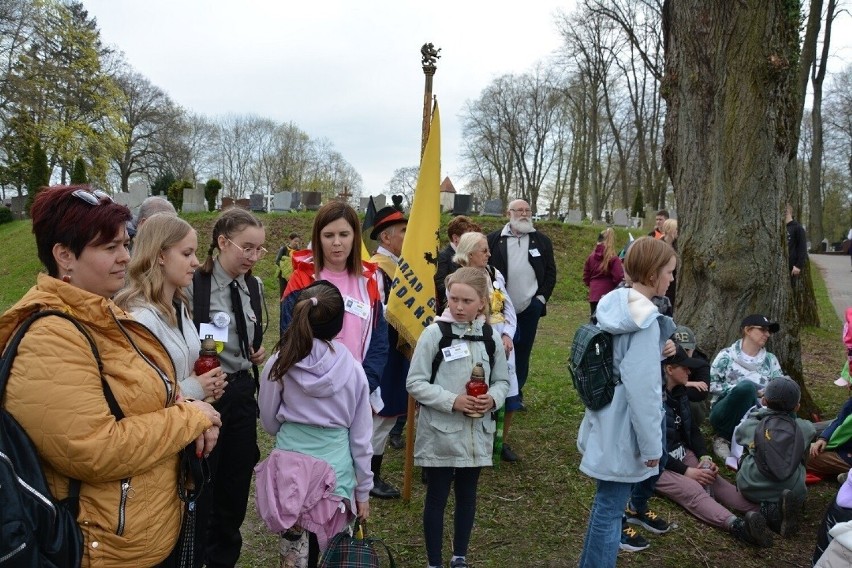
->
[[810, 253, 851, 323]]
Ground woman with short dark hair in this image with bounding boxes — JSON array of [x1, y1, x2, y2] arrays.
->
[[0, 185, 219, 567]]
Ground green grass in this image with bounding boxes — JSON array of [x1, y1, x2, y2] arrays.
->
[[0, 215, 846, 567]]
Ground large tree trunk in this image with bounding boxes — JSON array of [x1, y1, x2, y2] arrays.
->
[[662, 0, 819, 416]]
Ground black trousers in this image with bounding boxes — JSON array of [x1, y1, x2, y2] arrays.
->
[[196, 372, 260, 568]]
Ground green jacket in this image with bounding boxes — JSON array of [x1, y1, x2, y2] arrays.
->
[[735, 405, 816, 503]]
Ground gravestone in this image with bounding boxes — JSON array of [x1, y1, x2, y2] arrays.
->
[[482, 199, 503, 217], [272, 191, 292, 212], [290, 192, 302, 210], [360, 194, 386, 213], [10, 196, 26, 219], [613, 209, 630, 227], [566, 209, 583, 224], [249, 193, 265, 212], [221, 196, 234, 210], [114, 180, 149, 214], [452, 194, 473, 216], [302, 192, 322, 211], [235, 198, 251, 210], [182, 185, 207, 213]]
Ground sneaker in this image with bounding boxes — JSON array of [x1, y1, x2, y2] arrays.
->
[[839, 471, 849, 485], [713, 436, 731, 460], [450, 558, 469, 568], [279, 529, 308, 568], [730, 512, 773, 548], [619, 525, 650, 552], [779, 489, 804, 537], [625, 507, 671, 535], [501, 444, 519, 462]]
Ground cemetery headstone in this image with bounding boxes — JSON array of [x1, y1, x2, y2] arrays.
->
[[272, 191, 292, 212], [249, 193, 265, 212], [235, 198, 251, 210], [482, 199, 503, 216], [452, 194, 473, 216], [221, 196, 234, 210], [613, 209, 630, 227], [182, 185, 207, 213], [302, 192, 322, 211], [566, 209, 583, 224]]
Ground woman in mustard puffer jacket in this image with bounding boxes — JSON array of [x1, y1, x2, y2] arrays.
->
[[0, 185, 221, 567]]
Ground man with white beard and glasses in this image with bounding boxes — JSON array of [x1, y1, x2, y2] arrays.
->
[[487, 200, 557, 428]]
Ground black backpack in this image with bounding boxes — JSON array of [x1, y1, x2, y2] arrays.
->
[[430, 321, 496, 384], [752, 412, 806, 482], [567, 323, 620, 410], [0, 310, 105, 568]]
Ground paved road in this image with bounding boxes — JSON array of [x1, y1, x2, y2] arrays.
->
[[810, 253, 851, 323]]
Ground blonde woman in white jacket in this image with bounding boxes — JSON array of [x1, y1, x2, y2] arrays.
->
[[116, 213, 227, 401]]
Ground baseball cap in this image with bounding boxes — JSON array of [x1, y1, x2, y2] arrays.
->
[[673, 326, 697, 350], [664, 345, 705, 369], [763, 376, 801, 412], [740, 314, 780, 333]]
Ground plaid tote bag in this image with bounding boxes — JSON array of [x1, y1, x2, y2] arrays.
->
[[319, 520, 396, 568]]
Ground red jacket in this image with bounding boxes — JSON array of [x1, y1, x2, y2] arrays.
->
[[582, 244, 624, 302]]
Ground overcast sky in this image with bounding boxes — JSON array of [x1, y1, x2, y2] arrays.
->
[[83, 1, 852, 198], [83, 0, 574, 196]]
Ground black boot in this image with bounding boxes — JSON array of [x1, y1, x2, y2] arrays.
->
[[778, 489, 804, 537], [760, 489, 803, 537], [760, 500, 782, 534], [369, 454, 400, 499], [729, 513, 773, 547]]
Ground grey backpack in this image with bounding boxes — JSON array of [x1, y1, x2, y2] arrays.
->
[[752, 413, 805, 482]]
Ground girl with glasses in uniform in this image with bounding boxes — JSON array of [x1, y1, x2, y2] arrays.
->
[[187, 207, 268, 568]]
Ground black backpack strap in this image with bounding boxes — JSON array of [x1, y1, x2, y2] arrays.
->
[[430, 321, 455, 384], [245, 274, 265, 351], [0, 309, 120, 516], [429, 321, 496, 384], [191, 271, 213, 330]]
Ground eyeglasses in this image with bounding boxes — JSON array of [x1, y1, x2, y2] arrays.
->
[[72, 189, 113, 205], [226, 238, 268, 260], [509, 208, 532, 215]]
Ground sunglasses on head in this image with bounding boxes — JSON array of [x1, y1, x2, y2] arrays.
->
[[72, 188, 113, 206]]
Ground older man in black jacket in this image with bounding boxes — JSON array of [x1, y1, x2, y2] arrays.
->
[[487, 199, 557, 417]]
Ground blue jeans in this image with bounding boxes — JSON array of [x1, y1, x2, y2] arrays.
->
[[630, 407, 667, 514], [578, 479, 633, 568]]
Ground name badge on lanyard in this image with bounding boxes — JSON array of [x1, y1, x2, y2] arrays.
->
[[442, 342, 470, 362], [344, 296, 370, 319]]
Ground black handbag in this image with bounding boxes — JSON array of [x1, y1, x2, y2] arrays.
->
[[318, 520, 396, 568], [0, 311, 104, 568]]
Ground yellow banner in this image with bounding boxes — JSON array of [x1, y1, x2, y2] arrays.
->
[[386, 104, 441, 347]]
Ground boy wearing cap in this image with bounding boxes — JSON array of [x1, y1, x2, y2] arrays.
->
[[672, 325, 712, 426], [709, 314, 784, 458], [735, 376, 816, 536], [653, 345, 772, 546]]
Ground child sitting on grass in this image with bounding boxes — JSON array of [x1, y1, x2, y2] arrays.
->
[[735, 376, 816, 537]]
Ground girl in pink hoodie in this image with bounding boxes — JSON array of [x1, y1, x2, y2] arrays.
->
[[257, 280, 373, 567]]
